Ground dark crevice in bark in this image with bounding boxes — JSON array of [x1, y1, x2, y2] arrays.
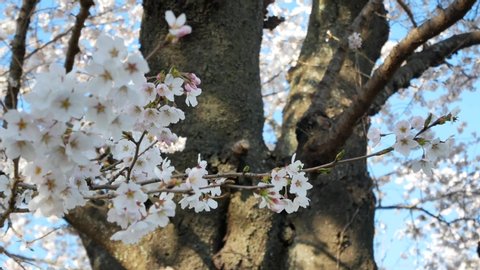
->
[[260, 214, 290, 269], [80, 232, 126, 270]]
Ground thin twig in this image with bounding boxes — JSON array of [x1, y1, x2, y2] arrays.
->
[[126, 131, 147, 182], [25, 225, 66, 245], [91, 146, 395, 192], [25, 27, 73, 60], [146, 39, 168, 60], [302, 147, 394, 173], [0, 244, 67, 268], [396, 0, 418, 27]]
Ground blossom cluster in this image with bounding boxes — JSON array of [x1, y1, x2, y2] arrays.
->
[[368, 111, 458, 176], [0, 31, 205, 244], [0, 25, 312, 244], [348, 32, 362, 50], [255, 154, 312, 213]]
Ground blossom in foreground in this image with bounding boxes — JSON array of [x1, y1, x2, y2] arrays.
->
[[394, 120, 411, 138], [289, 172, 312, 197], [178, 157, 224, 213], [412, 159, 433, 177], [254, 183, 285, 213], [256, 154, 312, 213], [92, 34, 127, 64], [183, 73, 202, 107], [367, 127, 381, 147], [369, 113, 457, 178], [348, 32, 362, 50], [0, 31, 208, 245], [165, 10, 192, 41], [157, 74, 184, 101], [394, 135, 418, 157], [410, 116, 425, 130], [425, 139, 449, 161]]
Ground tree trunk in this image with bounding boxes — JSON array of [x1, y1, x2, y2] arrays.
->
[[67, 1, 389, 269], [283, 1, 388, 269], [69, 1, 280, 269]]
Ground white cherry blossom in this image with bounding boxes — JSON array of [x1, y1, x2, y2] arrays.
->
[[425, 139, 449, 161], [394, 120, 411, 138], [394, 135, 418, 157], [157, 74, 184, 101], [367, 127, 381, 147], [165, 10, 192, 41], [412, 159, 433, 176], [92, 34, 128, 64], [348, 32, 362, 50]]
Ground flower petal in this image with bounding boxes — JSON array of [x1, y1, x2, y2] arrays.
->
[[165, 10, 176, 26], [176, 13, 186, 26]]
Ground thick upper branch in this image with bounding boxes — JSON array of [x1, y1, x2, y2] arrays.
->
[[369, 31, 480, 115], [298, 0, 477, 165], [276, 0, 386, 159], [65, 0, 94, 73]]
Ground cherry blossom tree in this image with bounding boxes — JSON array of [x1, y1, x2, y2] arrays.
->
[[1, 0, 480, 269]]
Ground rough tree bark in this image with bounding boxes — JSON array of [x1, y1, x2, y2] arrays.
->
[[62, 0, 478, 269], [70, 1, 279, 269], [279, 1, 388, 269]]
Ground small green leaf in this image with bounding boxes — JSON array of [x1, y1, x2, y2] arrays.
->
[[318, 168, 332, 174], [243, 166, 250, 173], [424, 113, 433, 128], [415, 137, 427, 146], [335, 149, 345, 161], [262, 175, 271, 183], [170, 67, 181, 77]]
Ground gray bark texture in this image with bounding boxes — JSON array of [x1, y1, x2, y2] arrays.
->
[[282, 1, 388, 269]]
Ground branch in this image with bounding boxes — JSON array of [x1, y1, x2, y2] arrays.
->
[[0, 244, 67, 269], [368, 31, 480, 115], [0, 177, 19, 227], [64, 0, 94, 73], [396, 0, 418, 27], [4, 0, 39, 109], [25, 27, 73, 60], [85, 182, 276, 200], [300, 0, 476, 164], [377, 204, 447, 222], [126, 131, 147, 182], [145, 40, 169, 60], [90, 146, 395, 194], [376, 204, 477, 226]]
